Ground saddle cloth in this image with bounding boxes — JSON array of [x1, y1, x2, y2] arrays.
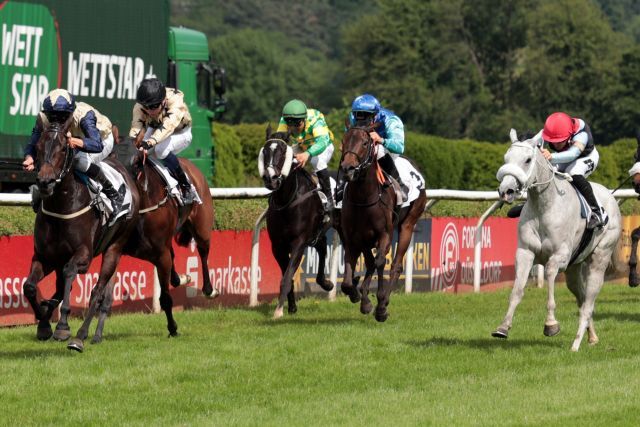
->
[[89, 162, 133, 225], [333, 157, 425, 209], [570, 183, 607, 225], [146, 157, 203, 205]]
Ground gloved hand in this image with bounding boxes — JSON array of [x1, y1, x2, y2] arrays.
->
[[138, 140, 153, 150]]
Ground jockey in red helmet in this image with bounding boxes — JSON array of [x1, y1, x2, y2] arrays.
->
[[538, 112, 607, 229]]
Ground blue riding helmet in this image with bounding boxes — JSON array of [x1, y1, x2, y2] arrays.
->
[[351, 94, 380, 114]]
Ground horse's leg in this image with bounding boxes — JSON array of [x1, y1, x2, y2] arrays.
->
[[375, 233, 393, 323], [493, 248, 535, 338], [629, 227, 640, 287], [542, 255, 565, 337], [37, 269, 65, 340], [55, 247, 92, 341], [68, 246, 121, 352], [389, 218, 417, 290], [157, 249, 179, 336], [359, 249, 376, 315], [313, 234, 334, 292], [23, 258, 54, 340], [571, 249, 609, 352], [194, 231, 217, 298], [91, 279, 114, 344], [341, 246, 361, 304], [272, 241, 304, 319], [564, 264, 598, 345]]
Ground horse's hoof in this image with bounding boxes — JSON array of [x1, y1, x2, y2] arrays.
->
[[374, 310, 389, 322], [341, 284, 361, 303], [168, 331, 179, 338], [67, 339, 84, 353], [360, 301, 373, 315], [288, 305, 298, 314], [491, 327, 509, 339], [353, 276, 361, 286], [37, 326, 53, 341], [629, 276, 639, 288], [53, 328, 71, 341], [91, 335, 102, 344], [318, 280, 334, 292], [273, 307, 284, 320], [204, 288, 220, 299], [543, 323, 560, 337]]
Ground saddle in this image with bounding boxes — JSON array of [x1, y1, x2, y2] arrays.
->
[[81, 163, 132, 226]]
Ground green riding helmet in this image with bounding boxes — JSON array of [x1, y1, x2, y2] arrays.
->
[[282, 99, 307, 119]]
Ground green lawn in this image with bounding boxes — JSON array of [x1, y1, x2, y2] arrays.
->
[[1, 284, 640, 426]]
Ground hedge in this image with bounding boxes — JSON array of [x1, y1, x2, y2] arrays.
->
[[213, 119, 637, 190]]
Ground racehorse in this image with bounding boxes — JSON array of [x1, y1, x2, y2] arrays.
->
[[339, 123, 427, 322], [23, 114, 140, 345], [66, 131, 218, 351], [627, 134, 640, 287], [259, 126, 334, 319], [494, 129, 621, 351]]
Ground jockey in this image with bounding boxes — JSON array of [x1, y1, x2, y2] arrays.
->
[[335, 93, 407, 203], [276, 99, 335, 211], [537, 112, 607, 229], [129, 78, 198, 205], [22, 89, 125, 223]]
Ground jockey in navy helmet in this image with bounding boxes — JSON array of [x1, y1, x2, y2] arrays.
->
[[23, 89, 125, 223], [335, 93, 408, 203]]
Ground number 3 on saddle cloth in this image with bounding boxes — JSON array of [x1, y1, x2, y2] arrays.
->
[[145, 157, 203, 206], [80, 163, 132, 225], [334, 157, 425, 209]]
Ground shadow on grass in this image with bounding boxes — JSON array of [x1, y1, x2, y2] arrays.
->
[[594, 311, 640, 323], [0, 347, 77, 360], [406, 335, 559, 351]]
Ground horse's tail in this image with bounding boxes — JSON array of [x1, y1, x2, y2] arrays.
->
[[606, 233, 627, 279], [175, 227, 193, 247]]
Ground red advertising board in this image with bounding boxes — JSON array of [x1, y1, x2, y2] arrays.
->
[[430, 217, 518, 292]]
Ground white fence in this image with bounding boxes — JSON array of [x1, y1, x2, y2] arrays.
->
[[3, 187, 637, 305]]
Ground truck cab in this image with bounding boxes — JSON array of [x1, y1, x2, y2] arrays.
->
[[167, 27, 226, 185]]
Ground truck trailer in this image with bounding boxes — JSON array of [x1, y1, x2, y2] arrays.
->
[[0, 0, 225, 190]]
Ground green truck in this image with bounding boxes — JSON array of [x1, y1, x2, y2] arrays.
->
[[0, 0, 225, 191]]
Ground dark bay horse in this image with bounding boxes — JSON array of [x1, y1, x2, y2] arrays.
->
[[66, 132, 217, 351], [24, 115, 140, 345], [339, 124, 427, 322], [259, 126, 334, 319]]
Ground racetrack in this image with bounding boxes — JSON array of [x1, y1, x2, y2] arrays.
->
[[1, 283, 639, 425]]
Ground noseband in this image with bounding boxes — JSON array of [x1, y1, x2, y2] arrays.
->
[[41, 124, 74, 185], [342, 127, 375, 179]]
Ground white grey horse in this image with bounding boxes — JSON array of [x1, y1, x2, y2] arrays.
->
[[493, 129, 621, 351]]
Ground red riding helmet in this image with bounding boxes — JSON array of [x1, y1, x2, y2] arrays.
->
[[542, 112, 579, 143]]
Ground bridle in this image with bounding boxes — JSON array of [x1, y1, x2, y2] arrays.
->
[[40, 123, 74, 186], [497, 141, 560, 195], [341, 126, 375, 180]]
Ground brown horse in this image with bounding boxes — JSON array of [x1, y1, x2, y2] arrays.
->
[[259, 126, 334, 319], [23, 115, 140, 346], [339, 124, 427, 322], [67, 132, 218, 350]]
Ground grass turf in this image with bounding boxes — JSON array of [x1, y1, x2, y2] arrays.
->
[[1, 284, 639, 425]]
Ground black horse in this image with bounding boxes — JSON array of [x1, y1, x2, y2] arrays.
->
[[259, 126, 334, 318], [339, 123, 427, 321], [23, 114, 140, 348]]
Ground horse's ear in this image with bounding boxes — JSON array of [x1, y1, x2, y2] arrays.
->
[[266, 123, 272, 139], [63, 112, 74, 130], [509, 128, 518, 144]]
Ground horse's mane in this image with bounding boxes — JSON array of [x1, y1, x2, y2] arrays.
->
[[518, 130, 537, 142], [266, 131, 317, 188]]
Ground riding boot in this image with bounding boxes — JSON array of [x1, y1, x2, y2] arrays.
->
[[162, 153, 196, 205], [572, 174, 607, 229], [316, 169, 334, 212], [334, 171, 346, 204], [86, 163, 125, 226], [378, 153, 408, 198]]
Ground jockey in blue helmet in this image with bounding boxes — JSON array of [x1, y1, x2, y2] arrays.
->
[[335, 93, 407, 202], [23, 89, 124, 222]]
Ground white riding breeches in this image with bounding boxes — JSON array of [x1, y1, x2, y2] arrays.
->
[[143, 126, 192, 160], [294, 143, 334, 172], [74, 133, 114, 172], [557, 147, 599, 178], [376, 144, 399, 160]]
